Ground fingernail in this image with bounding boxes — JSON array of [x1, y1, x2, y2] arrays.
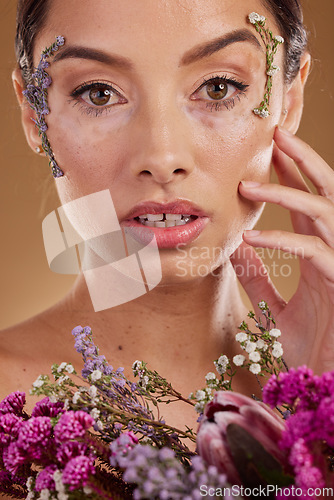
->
[[244, 230, 261, 238], [240, 180, 261, 188]]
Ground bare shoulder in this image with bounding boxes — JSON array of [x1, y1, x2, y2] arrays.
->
[[0, 305, 83, 404]]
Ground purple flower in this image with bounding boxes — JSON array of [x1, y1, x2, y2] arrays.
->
[[2, 441, 27, 475], [263, 366, 316, 410], [32, 397, 65, 418], [57, 441, 91, 465], [17, 416, 53, 460], [0, 392, 26, 416], [62, 455, 95, 490], [54, 411, 94, 443], [197, 391, 286, 484], [109, 432, 139, 467], [35, 464, 58, 491], [0, 413, 23, 446]]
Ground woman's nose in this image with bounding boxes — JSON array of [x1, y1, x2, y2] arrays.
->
[[128, 100, 195, 184]]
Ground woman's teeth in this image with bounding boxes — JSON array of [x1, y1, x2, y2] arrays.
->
[[135, 213, 196, 227]]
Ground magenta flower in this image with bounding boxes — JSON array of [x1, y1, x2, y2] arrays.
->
[[17, 416, 53, 460], [0, 413, 23, 446], [62, 455, 95, 490], [54, 411, 94, 443], [197, 391, 287, 485], [32, 397, 65, 418], [35, 464, 58, 491], [0, 392, 26, 416]]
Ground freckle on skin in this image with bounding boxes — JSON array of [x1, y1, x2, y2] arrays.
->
[[118, 345, 123, 350]]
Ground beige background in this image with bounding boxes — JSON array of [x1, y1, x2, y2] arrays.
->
[[0, 1, 333, 329]]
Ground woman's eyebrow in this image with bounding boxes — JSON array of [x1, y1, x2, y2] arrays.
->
[[180, 29, 262, 66], [52, 28, 260, 69], [53, 46, 133, 70]]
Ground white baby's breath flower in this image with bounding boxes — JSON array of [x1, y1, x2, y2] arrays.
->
[[258, 301, 267, 309], [89, 385, 98, 398], [90, 408, 100, 420], [91, 369, 102, 381], [140, 375, 149, 389], [270, 328, 282, 338], [39, 490, 50, 500], [32, 375, 45, 388], [249, 363, 261, 375], [72, 392, 81, 404], [267, 65, 280, 76], [57, 362, 67, 374], [249, 351, 261, 363], [132, 360, 142, 371], [205, 372, 218, 385], [253, 108, 269, 118], [95, 420, 104, 431], [195, 390, 206, 401], [235, 332, 248, 343], [53, 470, 67, 495], [57, 494, 69, 500], [27, 477, 34, 491], [214, 354, 229, 375], [64, 399, 70, 410], [83, 486, 93, 494], [245, 341, 256, 353], [256, 339, 266, 350], [195, 402, 205, 413], [233, 354, 246, 367], [48, 394, 58, 403], [65, 364, 74, 373], [275, 35, 284, 44], [272, 341, 284, 358], [248, 12, 266, 24], [57, 375, 69, 385]]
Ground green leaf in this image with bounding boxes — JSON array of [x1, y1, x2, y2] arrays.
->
[[226, 424, 294, 493]]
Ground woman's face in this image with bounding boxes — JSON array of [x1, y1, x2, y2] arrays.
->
[[33, 0, 286, 281]]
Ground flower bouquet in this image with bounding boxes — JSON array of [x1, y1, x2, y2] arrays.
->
[[0, 303, 333, 499]]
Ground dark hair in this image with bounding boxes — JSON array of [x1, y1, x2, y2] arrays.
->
[[15, 0, 307, 86], [261, 0, 308, 82]]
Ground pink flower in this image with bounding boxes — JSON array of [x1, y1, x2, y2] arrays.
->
[[197, 391, 286, 484], [0, 392, 26, 416], [62, 455, 95, 490], [54, 411, 94, 443]]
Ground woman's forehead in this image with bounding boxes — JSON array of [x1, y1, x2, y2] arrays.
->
[[38, 0, 272, 56]]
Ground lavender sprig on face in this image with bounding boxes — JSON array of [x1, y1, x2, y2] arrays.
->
[[23, 36, 65, 178], [248, 13, 284, 118]]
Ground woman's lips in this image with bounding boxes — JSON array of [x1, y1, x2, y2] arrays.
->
[[121, 215, 209, 248], [120, 200, 210, 248]]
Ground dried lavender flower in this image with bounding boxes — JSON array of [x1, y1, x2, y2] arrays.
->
[[23, 36, 65, 178]]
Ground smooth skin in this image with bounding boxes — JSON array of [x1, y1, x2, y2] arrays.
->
[[1, 0, 332, 446]]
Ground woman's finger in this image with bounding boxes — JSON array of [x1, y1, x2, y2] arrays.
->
[[272, 143, 313, 236], [239, 181, 334, 245], [243, 229, 334, 282], [230, 241, 286, 318], [274, 127, 334, 199], [272, 142, 310, 192]]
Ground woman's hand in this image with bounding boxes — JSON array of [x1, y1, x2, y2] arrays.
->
[[231, 126, 334, 374]]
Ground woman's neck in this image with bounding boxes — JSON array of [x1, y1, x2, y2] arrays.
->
[[66, 261, 247, 379]]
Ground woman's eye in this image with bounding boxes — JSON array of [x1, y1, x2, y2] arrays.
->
[[88, 87, 112, 106], [192, 76, 248, 107], [72, 83, 126, 109], [205, 81, 228, 100]]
